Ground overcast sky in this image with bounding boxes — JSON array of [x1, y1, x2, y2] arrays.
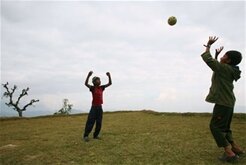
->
[[1, 0, 245, 116]]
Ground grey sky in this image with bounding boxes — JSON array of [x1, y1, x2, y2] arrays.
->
[[1, 1, 245, 116]]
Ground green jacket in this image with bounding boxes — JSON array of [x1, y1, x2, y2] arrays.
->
[[201, 52, 241, 108]]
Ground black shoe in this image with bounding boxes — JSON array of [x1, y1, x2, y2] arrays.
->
[[218, 152, 239, 163], [83, 136, 89, 142]]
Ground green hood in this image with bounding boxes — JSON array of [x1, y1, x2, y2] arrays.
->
[[231, 65, 241, 81]]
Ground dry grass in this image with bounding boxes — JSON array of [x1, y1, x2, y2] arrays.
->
[[0, 111, 245, 165]]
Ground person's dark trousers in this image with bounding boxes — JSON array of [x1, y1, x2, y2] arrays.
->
[[210, 104, 234, 147], [84, 106, 103, 138]]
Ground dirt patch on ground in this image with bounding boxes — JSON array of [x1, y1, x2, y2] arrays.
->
[[0, 144, 18, 150], [24, 154, 41, 161]]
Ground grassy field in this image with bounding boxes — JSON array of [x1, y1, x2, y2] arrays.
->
[[0, 111, 245, 165]]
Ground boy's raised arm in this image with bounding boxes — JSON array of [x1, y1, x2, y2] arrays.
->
[[85, 71, 93, 88], [104, 72, 112, 88], [202, 36, 221, 72]]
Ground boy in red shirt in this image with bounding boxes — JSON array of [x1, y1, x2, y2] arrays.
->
[[83, 71, 112, 142]]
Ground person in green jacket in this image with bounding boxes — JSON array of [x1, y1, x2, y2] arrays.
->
[[202, 36, 244, 162]]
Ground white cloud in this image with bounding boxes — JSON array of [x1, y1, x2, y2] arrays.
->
[[157, 88, 177, 102]]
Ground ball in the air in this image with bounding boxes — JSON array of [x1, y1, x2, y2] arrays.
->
[[168, 16, 177, 26]]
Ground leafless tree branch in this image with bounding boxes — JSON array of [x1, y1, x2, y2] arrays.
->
[[1, 82, 39, 117]]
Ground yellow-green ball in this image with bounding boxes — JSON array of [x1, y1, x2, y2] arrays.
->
[[168, 16, 177, 26]]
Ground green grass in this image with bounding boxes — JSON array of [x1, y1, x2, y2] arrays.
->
[[0, 111, 245, 165]]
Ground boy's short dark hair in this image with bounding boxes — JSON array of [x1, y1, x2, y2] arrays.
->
[[226, 50, 242, 66], [92, 76, 100, 84]]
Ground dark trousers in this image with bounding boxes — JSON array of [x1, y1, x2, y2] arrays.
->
[[84, 106, 103, 138], [210, 104, 234, 147]]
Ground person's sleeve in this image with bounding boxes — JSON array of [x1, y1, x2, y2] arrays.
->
[[201, 52, 221, 72], [89, 86, 94, 92], [101, 85, 106, 91]]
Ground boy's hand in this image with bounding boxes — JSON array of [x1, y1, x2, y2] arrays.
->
[[204, 36, 218, 48], [207, 36, 218, 46], [88, 71, 93, 77], [106, 72, 111, 77], [215, 46, 224, 60]]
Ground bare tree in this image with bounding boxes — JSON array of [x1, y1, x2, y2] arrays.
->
[[2, 82, 39, 117]]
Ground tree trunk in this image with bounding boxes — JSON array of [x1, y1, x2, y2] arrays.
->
[[18, 111, 23, 117]]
